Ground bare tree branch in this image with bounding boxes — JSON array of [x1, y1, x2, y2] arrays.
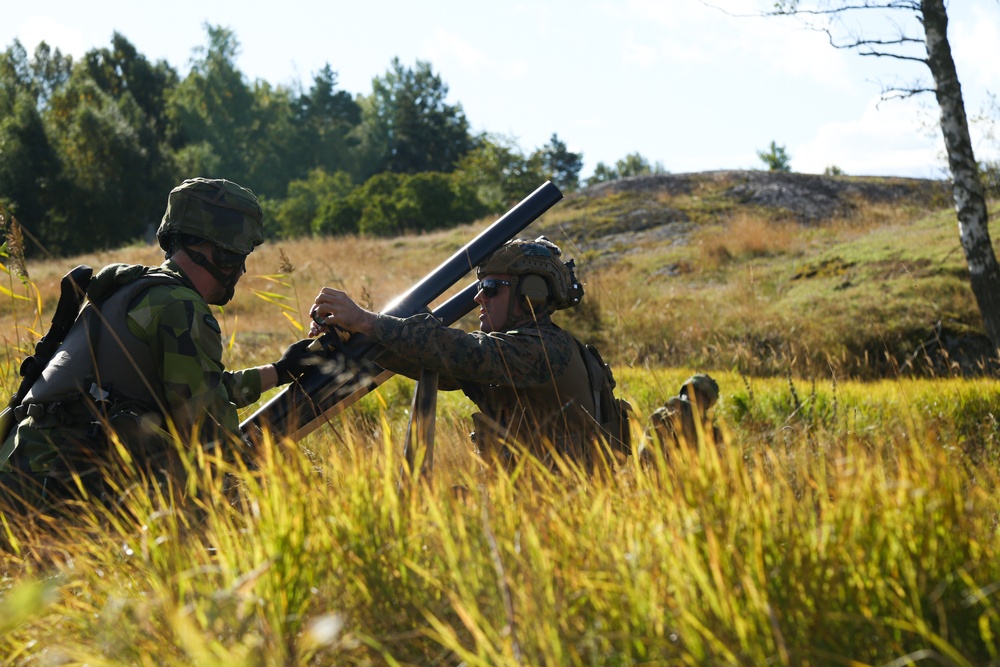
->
[[766, 1, 922, 16]]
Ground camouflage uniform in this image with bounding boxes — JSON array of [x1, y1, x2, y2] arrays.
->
[[0, 178, 267, 504], [371, 311, 598, 465], [648, 374, 722, 457], [0, 259, 262, 490]]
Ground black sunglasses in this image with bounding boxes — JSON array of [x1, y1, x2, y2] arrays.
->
[[213, 246, 248, 273], [477, 278, 512, 298]]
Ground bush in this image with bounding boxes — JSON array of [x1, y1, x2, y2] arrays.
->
[[313, 171, 486, 238]]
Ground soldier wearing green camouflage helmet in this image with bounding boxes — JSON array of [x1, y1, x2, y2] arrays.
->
[[0, 178, 316, 508], [309, 236, 628, 468]]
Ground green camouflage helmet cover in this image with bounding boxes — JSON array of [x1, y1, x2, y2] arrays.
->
[[476, 236, 583, 311], [157, 178, 264, 255]]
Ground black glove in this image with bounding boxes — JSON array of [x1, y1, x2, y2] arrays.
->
[[273, 339, 319, 384]]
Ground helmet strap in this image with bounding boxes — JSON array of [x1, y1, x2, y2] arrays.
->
[[184, 246, 241, 305]]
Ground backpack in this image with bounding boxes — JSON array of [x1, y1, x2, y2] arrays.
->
[[577, 341, 632, 456]]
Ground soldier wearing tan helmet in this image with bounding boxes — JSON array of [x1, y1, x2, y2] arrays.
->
[[309, 236, 621, 467], [0, 178, 315, 508], [648, 374, 722, 457]]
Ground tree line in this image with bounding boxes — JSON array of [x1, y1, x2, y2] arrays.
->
[[0, 25, 661, 257]]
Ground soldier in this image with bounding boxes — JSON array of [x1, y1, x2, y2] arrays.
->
[[0, 178, 314, 507], [648, 373, 722, 458], [310, 237, 628, 467]]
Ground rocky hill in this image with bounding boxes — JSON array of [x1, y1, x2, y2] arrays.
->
[[521, 170, 996, 378], [534, 170, 952, 262]]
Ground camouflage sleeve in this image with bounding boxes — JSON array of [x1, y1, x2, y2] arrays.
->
[[222, 368, 263, 408], [128, 292, 260, 442], [371, 313, 574, 390]]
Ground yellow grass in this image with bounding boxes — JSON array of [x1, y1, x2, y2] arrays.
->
[[2, 215, 1000, 665]]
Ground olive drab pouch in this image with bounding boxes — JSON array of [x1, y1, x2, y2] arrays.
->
[[577, 342, 632, 456]]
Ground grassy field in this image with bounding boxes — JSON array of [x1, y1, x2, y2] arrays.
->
[[2, 176, 1000, 665]]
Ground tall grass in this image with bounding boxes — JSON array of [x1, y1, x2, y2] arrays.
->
[[2, 383, 999, 665], [2, 197, 1000, 665]]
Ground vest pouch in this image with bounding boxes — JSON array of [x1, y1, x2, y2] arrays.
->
[[105, 402, 176, 477]]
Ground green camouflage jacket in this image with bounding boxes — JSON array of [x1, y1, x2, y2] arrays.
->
[[371, 313, 597, 462], [122, 259, 262, 434], [3, 259, 261, 476]]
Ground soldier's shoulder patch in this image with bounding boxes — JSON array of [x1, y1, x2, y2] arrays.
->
[[203, 313, 222, 334]]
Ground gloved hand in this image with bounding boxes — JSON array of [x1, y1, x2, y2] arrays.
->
[[273, 339, 320, 384]]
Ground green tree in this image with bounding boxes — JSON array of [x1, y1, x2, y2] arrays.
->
[[80, 33, 178, 212], [757, 140, 792, 172], [315, 196, 363, 236], [83, 33, 177, 146], [616, 152, 662, 178], [5, 40, 73, 109], [274, 168, 354, 238], [534, 133, 583, 192], [356, 58, 474, 177], [293, 65, 362, 181], [167, 25, 257, 185], [453, 134, 546, 212], [2, 38, 170, 255], [44, 67, 165, 252], [585, 162, 619, 187], [0, 42, 64, 248], [313, 171, 484, 238], [584, 152, 665, 187], [167, 26, 303, 199]]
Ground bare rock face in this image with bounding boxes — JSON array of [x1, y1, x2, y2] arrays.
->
[[719, 170, 950, 222], [535, 170, 950, 261], [582, 170, 950, 222]]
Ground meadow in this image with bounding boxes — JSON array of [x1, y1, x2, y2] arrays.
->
[[2, 177, 1000, 666]]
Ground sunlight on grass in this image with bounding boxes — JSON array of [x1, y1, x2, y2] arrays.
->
[[2, 188, 999, 664], [2, 372, 999, 665]]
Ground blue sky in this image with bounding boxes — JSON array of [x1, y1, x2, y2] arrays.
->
[[4, 0, 999, 180]]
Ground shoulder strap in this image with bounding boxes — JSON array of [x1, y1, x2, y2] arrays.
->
[[575, 340, 607, 423]]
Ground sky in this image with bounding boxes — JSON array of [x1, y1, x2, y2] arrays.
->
[[4, 0, 999, 181]]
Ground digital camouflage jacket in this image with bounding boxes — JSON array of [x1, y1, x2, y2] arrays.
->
[[370, 312, 598, 463]]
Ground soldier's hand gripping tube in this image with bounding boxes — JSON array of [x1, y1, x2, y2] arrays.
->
[[240, 181, 563, 443]]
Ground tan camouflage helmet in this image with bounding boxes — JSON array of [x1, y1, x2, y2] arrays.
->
[[476, 236, 583, 311], [157, 178, 264, 255], [678, 374, 720, 410]]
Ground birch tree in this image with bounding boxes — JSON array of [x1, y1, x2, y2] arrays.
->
[[768, 0, 1000, 356]]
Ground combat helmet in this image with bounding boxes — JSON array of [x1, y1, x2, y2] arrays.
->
[[157, 178, 264, 256], [477, 236, 583, 314], [679, 374, 720, 411]]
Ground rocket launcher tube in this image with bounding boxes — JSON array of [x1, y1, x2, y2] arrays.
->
[[240, 181, 563, 442]]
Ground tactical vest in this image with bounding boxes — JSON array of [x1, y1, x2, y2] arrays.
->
[[24, 271, 185, 418], [472, 331, 599, 464]]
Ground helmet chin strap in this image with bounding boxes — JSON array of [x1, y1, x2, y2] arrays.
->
[[184, 246, 241, 305]]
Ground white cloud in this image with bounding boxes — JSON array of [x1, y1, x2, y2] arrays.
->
[[622, 29, 657, 68], [16, 15, 88, 57], [617, 0, 856, 89], [419, 27, 528, 83], [794, 95, 947, 177], [494, 59, 529, 82], [422, 28, 489, 73], [950, 5, 1000, 95]]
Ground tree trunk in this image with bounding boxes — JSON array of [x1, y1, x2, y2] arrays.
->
[[922, 0, 1000, 356]]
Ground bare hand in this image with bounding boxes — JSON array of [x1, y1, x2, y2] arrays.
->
[[310, 287, 377, 337]]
